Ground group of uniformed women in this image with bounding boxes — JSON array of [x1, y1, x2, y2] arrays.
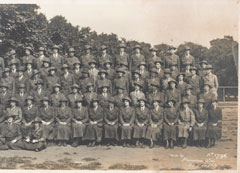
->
[[0, 44, 221, 151]]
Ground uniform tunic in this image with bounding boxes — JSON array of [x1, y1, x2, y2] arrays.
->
[[206, 106, 222, 139], [182, 95, 197, 109], [46, 75, 60, 93], [147, 91, 165, 107], [49, 54, 64, 75], [98, 94, 111, 110], [164, 54, 180, 70], [177, 108, 195, 138], [146, 106, 164, 141], [38, 106, 55, 140], [186, 75, 201, 95], [15, 92, 28, 109], [55, 107, 72, 141], [15, 76, 29, 94], [0, 122, 24, 150], [193, 108, 208, 140], [163, 107, 178, 141], [84, 106, 104, 142], [115, 52, 130, 69], [104, 107, 119, 140], [0, 92, 11, 108], [31, 89, 49, 106], [79, 77, 94, 94], [6, 106, 22, 124], [199, 91, 215, 109], [201, 73, 218, 96], [24, 126, 46, 151], [22, 105, 39, 137], [72, 107, 88, 138], [165, 89, 181, 108], [130, 91, 145, 107], [60, 73, 74, 95], [180, 54, 195, 70], [113, 77, 129, 95], [95, 78, 112, 94], [130, 54, 145, 71], [1, 76, 15, 95], [83, 92, 98, 107], [80, 54, 96, 68], [133, 107, 149, 139], [119, 107, 135, 140], [50, 93, 66, 107], [67, 93, 83, 108], [98, 54, 113, 69]]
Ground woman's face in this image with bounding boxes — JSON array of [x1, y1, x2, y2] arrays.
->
[[100, 73, 106, 78], [43, 101, 48, 107], [10, 101, 16, 107], [204, 85, 210, 92], [151, 51, 156, 56], [76, 102, 82, 107], [18, 71, 23, 76], [135, 48, 140, 54], [54, 87, 60, 92], [153, 101, 159, 108], [74, 64, 80, 69], [198, 103, 203, 109], [39, 50, 44, 55], [53, 49, 58, 53], [139, 65, 145, 70], [186, 89, 191, 95], [102, 87, 108, 93], [34, 123, 40, 129], [124, 100, 130, 107], [139, 100, 145, 107], [93, 101, 98, 107], [170, 82, 176, 89], [135, 85, 140, 91], [5, 72, 9, 76], [183, 103, 188, 109], [27, 99, 32, 105], [212, 101, 217, 107], [60, 102, 66, 107], [117, 72, 123, 77], [90, 63, 95, 68], [72, 88, 78, 93], [11, 64, 16, 70], [26, 64, 32, 69], [88, 86, 93, 92], [178, 75, 183, 81], [50, 70, 55, 75], [134, 73, 139, 79], [25, 49, 30, 55], [168, 101, 174, 107], [105, 63, 111, 69], [155, 63, 161, 69], [43, 62, 49, 67], [191, 70, 196, 75], [117, 88, 123, 94], [69, 52, 74, 57]]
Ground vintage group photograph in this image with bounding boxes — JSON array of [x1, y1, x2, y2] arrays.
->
[[0, 0, 238, 171]]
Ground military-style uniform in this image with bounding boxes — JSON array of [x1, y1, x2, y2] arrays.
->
[[104, 107, 119, 140], [83, 91, 98, 107], [55, 106, 72, 141], [84, 105, 104, 142], [164, 53, 180, 70], [133, 106, 149, 139], [130, 53, 145, 71], [31, 88, 48, 106], [80, 54, 96, 69], [60, 71, 74, 95], [119, 106, 135, 140], [50, 92, 66, 107], [72, 106, 88, 139], [146, 106, 164, 141], [6, 106, 22, 125], [187, 74, 201, 95], [163, 106, 178, 141], [193, 107, 208, 141], [115, 51, 130, 69], [38, 105, 55, 140], [67, 93, 83, 108], [130, 90, 145, 106], [165, 88, 181, 108]]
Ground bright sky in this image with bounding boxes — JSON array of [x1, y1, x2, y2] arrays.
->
[[3, 0, 239, 47]]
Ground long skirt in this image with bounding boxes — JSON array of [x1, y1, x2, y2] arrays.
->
[[146, 126, 162, 141], [133, 125, 147, 139], [104, 124, 119, 140], [206, 125, 221, 139], [56, 124, 71, 141], [42, 124, 55, 140], [163, 123, 177, 141], [84, 124, 103, 142], [24, 141, 46, 151], [72, 123, 86, 138], [120, 126, 132, 140], [178, 122, 190, 138], [193, 126, 207, 141]]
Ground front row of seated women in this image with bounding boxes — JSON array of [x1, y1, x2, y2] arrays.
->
[[0, 95, 222, 151]]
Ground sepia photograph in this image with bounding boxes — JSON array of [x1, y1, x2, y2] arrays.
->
[[0, 0, 238, 171]]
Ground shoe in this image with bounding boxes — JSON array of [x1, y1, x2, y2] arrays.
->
[[91, 141, 96, 147], [35, 148, 39, 152], [63, 141, 67, 146], [123, 142, 126, 147], [165, 141, 169, 149], [87, 142, 92, 147]]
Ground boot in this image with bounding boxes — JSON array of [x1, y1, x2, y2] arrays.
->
[[91, 141, 96, 147], [72, 138, 79, 147], [123, 141, 126, 147], [136, 140, 139, 147], [165, 140, 169, 149], [63, 140, 67, 146], [150, 140, 154, 148], [211, 139, 216, 147], [170, 139, 174, 149], [206, 138, 211, 148]]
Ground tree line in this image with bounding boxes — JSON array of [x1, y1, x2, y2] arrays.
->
[[0, 4, 238, 86]]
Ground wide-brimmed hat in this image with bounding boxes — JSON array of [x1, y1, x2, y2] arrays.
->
[[84, 45, 92, 50], [5, 114, 16, 120], [53, 83, 62, 89], [166, 98, 176, 105], [151, 81, 160, 87], [122, 96, 131, 102], [9, 49, 16, 55], [150, 47, 157, 52], [25, 46, 33, 52], [116, 85, 125, 90], [73, 59, 81, 65], [181, 98, 190, 104], [190, 66, 198, 71], [62, 64, 69, 69], [24, 60, 33, 65], [86, 82, 94, 88], [138, 61, 147, 67], [35, 79, 44, 85], [199, 60, 208, 65], [138, 97, 147, 103], [134, 81, 143, 88], [133, 45, 142, 50], [48, 66, 57, 72], [81, 68, 89, 74], [33, 69, 40, 76], [108, 97, 115, 104], [177, 72, 185, 78], [118, 43, 126, 48], [197, 98, 205, 104], [42, 57, 51, 64], [184, 46, 191, 51], [100, 45, 107, 50], [154, 59, 164, 65], [52, 45, 60, 50], [75, 98, 84, 103], [149, 67, 158, 74], [71, 84, 80, 89], [9, 59, 18, 66], [88, 59, 97, 65], [120, 61, 128, 67], [9, 97, 18, 103], [205, 64, 213, 70], [25, 96, 34, 101], [69, 47, 75, 52], [39, 47, 45, 51], [168, 46, 176, 50], [100, 84, 109, 89], [41, 97, 50, 102], [132, 70, 141, 76], [91, 97, 100, 102], [116, 67, 125, 74], [164, 68, 171, 74], [168, 79, 177, 85], [98, 69, 108, 75], [103, 60, 112, 66], [152, 97, 162, 103]]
